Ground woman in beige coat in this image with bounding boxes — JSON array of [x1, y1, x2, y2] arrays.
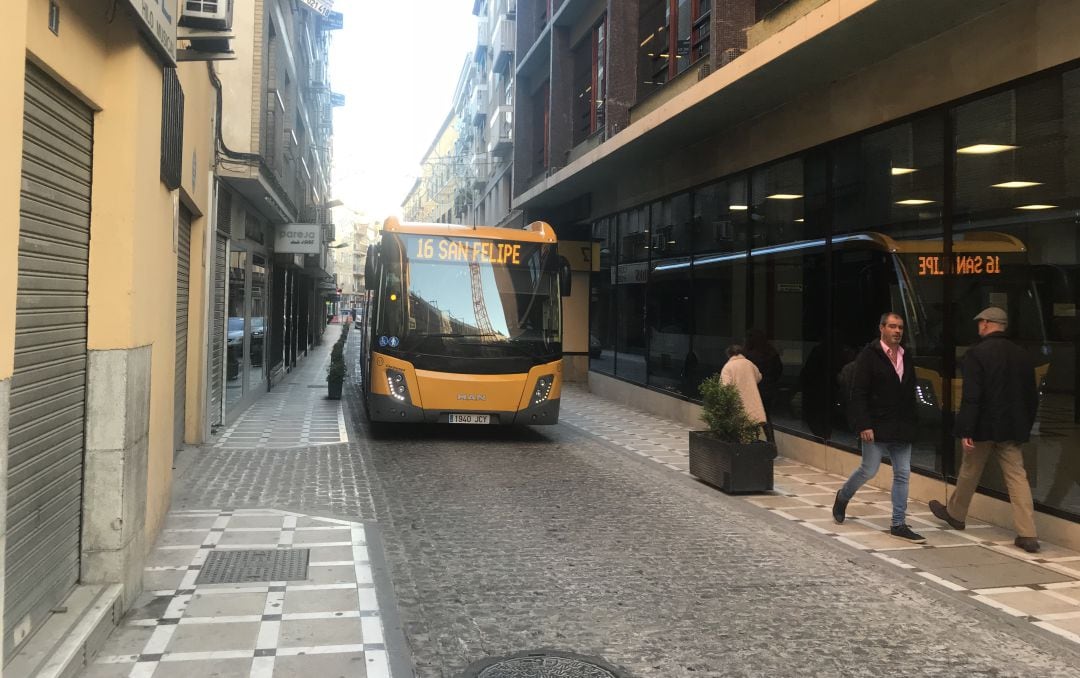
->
[[720, 345, 767, 427]]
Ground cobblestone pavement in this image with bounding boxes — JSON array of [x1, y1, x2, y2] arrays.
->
[[87, 325, 1080, 677], [559, 384, 1080, 647]]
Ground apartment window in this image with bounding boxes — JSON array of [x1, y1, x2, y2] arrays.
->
[[160, 67, 184, 191], [531, 82, 549, 177], [639, 0, 709, 98], [692, 0, 711, 63], [638, 0, 668, 98], [572, 18, 607, 146]]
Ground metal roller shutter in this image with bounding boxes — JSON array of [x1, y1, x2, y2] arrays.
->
[[175, 209, 192, 452], [209, 233, 227, 427], [6, 62, 93, 656]]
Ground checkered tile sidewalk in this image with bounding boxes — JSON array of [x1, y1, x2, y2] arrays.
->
[[560, 383, 1080, 647], [85, 509, 389, 677]]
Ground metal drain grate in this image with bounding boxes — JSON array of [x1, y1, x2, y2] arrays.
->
[[464, 651, 626, 678], [195, 549, 310, 585]]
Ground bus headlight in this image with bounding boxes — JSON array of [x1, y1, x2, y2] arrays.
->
[[532, 375, 554, 406], [386, 368, 411, 403]]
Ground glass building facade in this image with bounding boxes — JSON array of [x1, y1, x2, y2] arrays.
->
[[591, 64, 1080, 522]]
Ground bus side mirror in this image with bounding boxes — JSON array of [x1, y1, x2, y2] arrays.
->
[[364, 244, 375, 282], [559, 256, 572, 297]]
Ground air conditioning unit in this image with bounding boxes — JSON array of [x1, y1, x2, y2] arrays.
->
[[180, 0, 233, 30]]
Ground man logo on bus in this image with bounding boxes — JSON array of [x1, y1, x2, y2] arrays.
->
[[457, 393, 487, 401]]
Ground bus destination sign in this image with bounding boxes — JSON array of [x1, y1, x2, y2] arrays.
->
[[917, 254, 1002, 276], [411, 237, 523, 265]]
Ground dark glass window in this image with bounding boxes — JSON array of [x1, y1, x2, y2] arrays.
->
[[691, 252, 747, 396], [749, 243, 829, 440], [830, 116, 946, 474], [591, 217, 616, 375], [647, 256, 693, 395], [615, 207, 650, 384], [693, 176, 748, 254], [750, 158, 811, 246], [952, 68, 1080, 517], [638, 0, 669, 99]]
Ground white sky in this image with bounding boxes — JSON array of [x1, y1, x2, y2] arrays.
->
[[329, 0, 476, 220]]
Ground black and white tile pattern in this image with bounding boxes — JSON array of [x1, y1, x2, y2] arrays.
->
[[88, 509, 389, 677]]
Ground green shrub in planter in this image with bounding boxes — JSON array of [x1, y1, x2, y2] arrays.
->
[[689, 373, 776, 493], [698, 374, 761, 443], [327, 358, 346, 399]]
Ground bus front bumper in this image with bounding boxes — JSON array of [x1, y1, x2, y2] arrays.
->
[[367, 394, 560, 425]]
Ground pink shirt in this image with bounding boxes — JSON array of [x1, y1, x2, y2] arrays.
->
[[880, 340, 904, 380]]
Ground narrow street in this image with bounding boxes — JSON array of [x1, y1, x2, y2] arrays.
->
[[80, 325, 1080, 677]]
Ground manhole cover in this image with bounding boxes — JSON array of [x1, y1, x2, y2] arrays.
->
[[195, 549, 310, 585], [463, 651, 626, 678]]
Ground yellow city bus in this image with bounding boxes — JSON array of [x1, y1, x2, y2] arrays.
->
[[359, 217, 570, 430]]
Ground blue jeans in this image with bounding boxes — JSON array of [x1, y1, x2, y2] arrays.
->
[[838, 440, 912, 526]]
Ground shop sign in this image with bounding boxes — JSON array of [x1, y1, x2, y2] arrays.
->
[[300, 0, 334, 17], [275, 224, 321, 254], [323, 10, 344, 30], [123, 0, 177, 64]]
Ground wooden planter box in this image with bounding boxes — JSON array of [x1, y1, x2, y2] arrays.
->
[[689, 431, 777, 494]]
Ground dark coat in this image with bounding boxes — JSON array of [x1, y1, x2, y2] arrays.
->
[[955, 332, 1039, 443], [745, 347, 782, 410], [847, 341, 917, 443]]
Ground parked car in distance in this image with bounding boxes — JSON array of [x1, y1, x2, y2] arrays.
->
[[354, 307, 364, 328]]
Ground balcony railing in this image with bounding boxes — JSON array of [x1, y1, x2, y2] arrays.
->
[[470, 86, 488, 125], [492, 15, 515, 71], [476, 19, 490, 55], [487, 105, 512, 156]]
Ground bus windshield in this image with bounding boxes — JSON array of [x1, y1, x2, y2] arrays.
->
[[374, 233, 562, 360]]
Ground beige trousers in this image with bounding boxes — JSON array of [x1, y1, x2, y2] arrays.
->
[[947, 441, 1037, 538]]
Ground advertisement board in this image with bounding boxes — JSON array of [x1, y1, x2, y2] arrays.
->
[[275, 224, 321, 254]]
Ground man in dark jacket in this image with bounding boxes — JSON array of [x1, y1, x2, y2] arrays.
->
[[929, 306, 1041, 553], [832, 312, 925, 543]]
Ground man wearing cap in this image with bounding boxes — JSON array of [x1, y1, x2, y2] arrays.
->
[[929, 306, 1041, 553], [832, 312, 925, 543]]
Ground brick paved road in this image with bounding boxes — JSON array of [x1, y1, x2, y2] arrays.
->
[[173, 335, 1080, 677]]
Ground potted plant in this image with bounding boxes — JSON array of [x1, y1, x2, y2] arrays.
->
[[689, 374, 777, 493], [327, 356, 345, 399]]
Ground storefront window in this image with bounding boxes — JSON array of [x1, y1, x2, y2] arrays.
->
[[226, 249, 247, 409], [590, 217, 616, 375], [830, 117, 946, 474], [615, 206, 649, 384], [952, 68, 1080, 517], [249, 254, 267, 391]]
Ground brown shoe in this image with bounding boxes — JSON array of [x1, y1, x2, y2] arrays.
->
[[1015, 537, 1040, 553], [928, 499, 965, 530]]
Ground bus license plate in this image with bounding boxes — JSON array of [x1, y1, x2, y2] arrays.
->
[[449, 413, 490, 424]]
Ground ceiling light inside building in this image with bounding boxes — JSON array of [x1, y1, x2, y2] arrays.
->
[[1015, 204, 1057, 210], [766, 194, 802, 200], [729, 205, 748, 211], [992, 181, 1042, 188], [896, 199, 934, 205], [891, 167, 917, 175], [957, 144, 1017, 154]]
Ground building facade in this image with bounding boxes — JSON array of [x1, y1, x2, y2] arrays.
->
[[214, 0, 338, 426], [0, 0, 220, 664], [467, 0, 518, 227], [402, 108, 464, 223], [512, 0, 1080, 548]]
